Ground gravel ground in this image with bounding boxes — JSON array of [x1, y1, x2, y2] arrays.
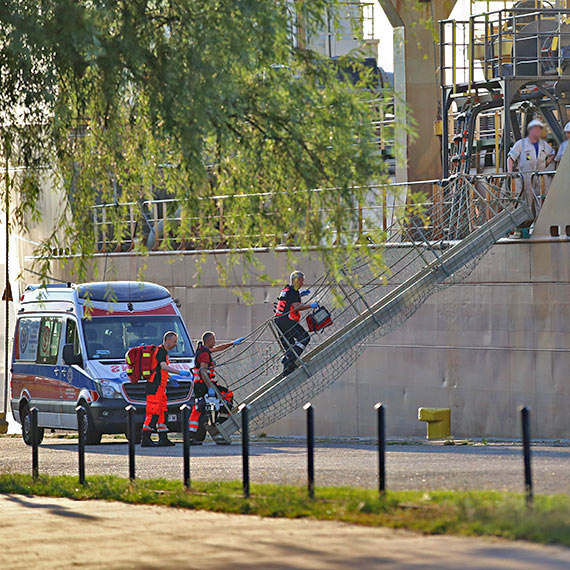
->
[[1, 435, 569, 494], [2, 494, 569, 569]]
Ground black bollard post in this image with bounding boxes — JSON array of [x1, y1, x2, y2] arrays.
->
[[126, 405, 137, 481], [521, 406, 533, 507], [375, 402, 386, 495], [75, 406, 86, 485], [240, 404, 250, 498], [304, 403, 315, 499], [30, 407, 39, 480], [180, 404, 191, 489]]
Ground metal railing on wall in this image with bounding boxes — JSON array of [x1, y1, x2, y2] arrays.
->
[[90, 180, 428, 253], [89, 172, 546, 254]]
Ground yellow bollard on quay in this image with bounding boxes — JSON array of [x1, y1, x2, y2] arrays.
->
[[418, 407, 451, 440]]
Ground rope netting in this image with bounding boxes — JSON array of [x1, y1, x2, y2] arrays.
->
[[213, 174, 527, 432]]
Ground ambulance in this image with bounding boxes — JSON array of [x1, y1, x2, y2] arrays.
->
[[11, 281, 194, 445]]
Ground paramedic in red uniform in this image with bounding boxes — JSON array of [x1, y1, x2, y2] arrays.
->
[[274, 270, 319, 375], [141, 331, 191, 447], [188, 331, 245, 445]]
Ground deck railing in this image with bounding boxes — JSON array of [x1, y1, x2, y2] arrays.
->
[[90, 172, 548, 253], [440, 7, 570, 90]]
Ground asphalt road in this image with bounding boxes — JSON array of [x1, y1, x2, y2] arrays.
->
[[2, 494, 569, 569], [1, 435, 570, 494]]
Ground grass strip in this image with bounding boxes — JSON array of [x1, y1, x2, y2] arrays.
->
[[0, 473, 569, 546]]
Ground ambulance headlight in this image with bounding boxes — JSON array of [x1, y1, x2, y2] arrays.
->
[[97, 380, 123, 400]]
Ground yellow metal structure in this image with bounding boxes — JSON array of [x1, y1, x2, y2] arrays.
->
[[418, 407, 451, 439], [433, 119, 443, 136]]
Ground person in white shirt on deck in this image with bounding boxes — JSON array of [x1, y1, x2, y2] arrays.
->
[[507, 119, 555, 224], [555, 121, 570, 165]]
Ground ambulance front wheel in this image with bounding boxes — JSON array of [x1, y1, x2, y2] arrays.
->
[[77, 402, 102, 445], [21, 402, 44, 447]]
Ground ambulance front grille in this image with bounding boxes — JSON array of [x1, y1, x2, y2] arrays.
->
[[122, 382, 193, 404]]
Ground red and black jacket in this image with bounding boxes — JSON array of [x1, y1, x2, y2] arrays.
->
[[274, 285, 301, 322], [192, 346, 216, 384]]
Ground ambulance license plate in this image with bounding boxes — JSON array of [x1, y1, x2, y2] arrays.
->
[[168, 414, 178, 422]]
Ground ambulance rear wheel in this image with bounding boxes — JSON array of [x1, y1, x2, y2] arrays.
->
[[77, 402, 102, 445], [21, 403, 44, 447]]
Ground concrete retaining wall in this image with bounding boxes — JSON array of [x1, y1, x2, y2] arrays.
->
[[53, 240, 570, 439]]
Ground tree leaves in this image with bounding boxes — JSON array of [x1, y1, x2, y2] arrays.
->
[[0, 1, 409, 289]]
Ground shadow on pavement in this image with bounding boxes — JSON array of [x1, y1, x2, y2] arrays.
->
[[5, 495, 100, 521], [41, 440, 295, 458], [34, 439, 570, 460], [384, 445, 570, 459]]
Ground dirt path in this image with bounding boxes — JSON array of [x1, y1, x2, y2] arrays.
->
[[0, 494, 568, 569]]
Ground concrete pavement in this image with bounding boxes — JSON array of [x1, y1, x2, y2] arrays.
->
[[0, 493, 568, 569]]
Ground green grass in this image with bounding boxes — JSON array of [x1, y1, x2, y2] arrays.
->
[[0, 473, 569, 546]]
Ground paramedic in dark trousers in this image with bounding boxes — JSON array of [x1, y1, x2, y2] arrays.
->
[[141, 331, 191, 447], [507, 119, 555, 225], [188, 331, 245, 445], [274, 270, 319, 375]]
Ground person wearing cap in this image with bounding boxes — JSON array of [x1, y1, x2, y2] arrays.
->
[[507, 119, 555, 223], [274, 270, 318, 375], [555, 121, 570, 164]]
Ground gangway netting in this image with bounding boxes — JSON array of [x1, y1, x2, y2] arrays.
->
[[211, 174, 531, 439]]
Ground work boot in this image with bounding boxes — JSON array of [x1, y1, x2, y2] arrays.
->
[[140, 430, 157, 447], [281, 351, 293, 365], [283, 361, 297, 376], [158, 432, 176, 447], [189, 434, 203, 446]]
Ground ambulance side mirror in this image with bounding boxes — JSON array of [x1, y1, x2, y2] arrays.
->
[[63, 344, 82, 367]]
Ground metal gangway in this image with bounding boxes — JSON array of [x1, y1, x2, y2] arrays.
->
[[208, 174, 532, 443]]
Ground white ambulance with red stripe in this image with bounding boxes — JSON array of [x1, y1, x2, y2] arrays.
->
[[11, 281, 194, 445]]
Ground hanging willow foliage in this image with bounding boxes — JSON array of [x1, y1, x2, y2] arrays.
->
[[0, 1, 418, 289]]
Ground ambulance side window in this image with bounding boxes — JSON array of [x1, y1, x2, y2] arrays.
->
[[65, 319, 81, 357], [37, 317, 63, 366], [15, 318, 41, 361]]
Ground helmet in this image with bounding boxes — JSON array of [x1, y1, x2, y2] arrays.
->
[[564, 121, 570, 133], [528, 119, 545, 129]]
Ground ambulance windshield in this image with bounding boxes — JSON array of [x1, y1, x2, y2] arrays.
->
[[82, 316, 194, 360]]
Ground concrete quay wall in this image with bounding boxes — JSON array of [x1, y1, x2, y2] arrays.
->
[[54, 240, 570, 439]]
